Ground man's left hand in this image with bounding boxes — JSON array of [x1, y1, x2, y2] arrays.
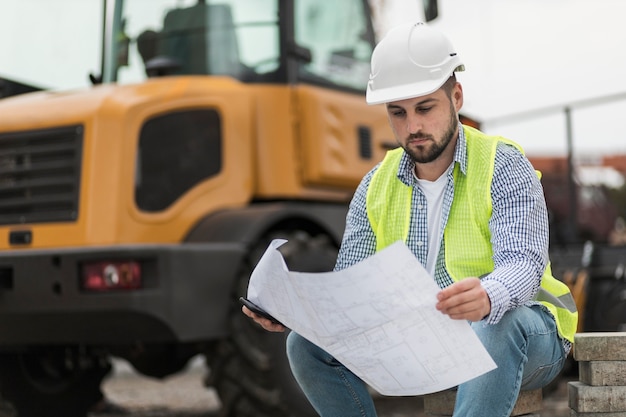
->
[[435, 277, 491, 322]]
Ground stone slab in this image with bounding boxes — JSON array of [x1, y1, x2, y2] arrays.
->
[[579, 360, 626, 386], [568, 381, 626, 412], [423, 388, 542, 416], [570, 411, 626, 417], [574, 332, 626, 361]]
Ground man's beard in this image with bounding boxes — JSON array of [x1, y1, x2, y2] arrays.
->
[[403, 105, 458, 164]]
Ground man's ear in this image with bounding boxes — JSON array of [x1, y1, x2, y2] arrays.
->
[[453, 83, 464, 112]]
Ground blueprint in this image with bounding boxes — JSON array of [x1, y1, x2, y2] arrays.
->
[[245, 239, 497, 396]]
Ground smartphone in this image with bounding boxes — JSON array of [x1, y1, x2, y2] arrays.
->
[[239, 297, 282, 325]]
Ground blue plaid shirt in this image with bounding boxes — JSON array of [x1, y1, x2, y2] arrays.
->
[[335, 125, 569, 351]]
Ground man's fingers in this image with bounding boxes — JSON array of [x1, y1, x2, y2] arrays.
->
[[241, 306, 286, 332], [436, 278, 491, 321], [437, 277, 480, 300], [440, 299, 484, 318]]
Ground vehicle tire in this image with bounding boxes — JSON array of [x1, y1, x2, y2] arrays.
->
[[0, 347, 111, 417], [206, 230, 338, 417]]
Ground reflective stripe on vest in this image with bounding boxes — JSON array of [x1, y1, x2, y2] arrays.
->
[[366, 124, 578, 343]]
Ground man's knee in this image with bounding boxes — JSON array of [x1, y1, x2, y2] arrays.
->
[[286, 332, 326, 373], [286, 331, 305, 366], [286, 331, 316, 355]]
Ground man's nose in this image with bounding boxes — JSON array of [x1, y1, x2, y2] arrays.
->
[[406, 114, 423, 135]]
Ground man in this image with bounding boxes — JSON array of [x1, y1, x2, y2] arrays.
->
[[243, 22, 577, 416]]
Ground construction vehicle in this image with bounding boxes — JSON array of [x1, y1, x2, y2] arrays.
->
[[0, 1, 438, 416]]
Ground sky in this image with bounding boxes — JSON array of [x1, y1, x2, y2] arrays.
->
[[376, 0, 626, 158]]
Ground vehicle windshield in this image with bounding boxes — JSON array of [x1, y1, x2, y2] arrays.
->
[[106, 0, 280, 84], [0, 0, 373, 92], [109, 0, 372, 90]]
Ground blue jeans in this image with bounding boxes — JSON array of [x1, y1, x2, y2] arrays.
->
[[286, 305, 566, 417]]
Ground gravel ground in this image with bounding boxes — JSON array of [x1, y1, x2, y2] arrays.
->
[[0, 356, 572, 417], [96, 357, 220, 416], [93, 356, 572, 417]]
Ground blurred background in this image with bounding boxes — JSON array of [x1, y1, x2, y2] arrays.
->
[[0, 0, 623, 375]]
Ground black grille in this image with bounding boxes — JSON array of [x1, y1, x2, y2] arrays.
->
[[0, 125, 83, 225], [357, 125, 372, 159]]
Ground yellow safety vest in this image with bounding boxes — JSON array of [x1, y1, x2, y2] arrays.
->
[[366, 125, 578, 343]]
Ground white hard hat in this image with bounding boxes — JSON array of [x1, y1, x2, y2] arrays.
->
[[366, 22, 465, 105]]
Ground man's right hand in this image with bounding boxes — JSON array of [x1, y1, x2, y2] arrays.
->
[[242, 306, 286, 332], [435, 277, 491, 322]]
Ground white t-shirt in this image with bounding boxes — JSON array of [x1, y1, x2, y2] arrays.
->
[[414, 164, 453, 276]]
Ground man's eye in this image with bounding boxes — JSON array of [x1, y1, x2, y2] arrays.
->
[[417, 107, 433, 113], [390, 111, 405, 117]]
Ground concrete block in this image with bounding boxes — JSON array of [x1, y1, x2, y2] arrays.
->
[[568, 381, 626, 412], [423, 388, 455, 414], [570, 411, 626, 417], [574, 332, 626, 361], [579, 360, 626, 386], [423, 388, 542, 416]]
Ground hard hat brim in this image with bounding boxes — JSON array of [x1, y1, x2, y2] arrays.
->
[[366, 78, 447, 105], [366, 64, 464, 105]]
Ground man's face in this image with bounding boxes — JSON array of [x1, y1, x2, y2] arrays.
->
[[386, 84, 462, 164]]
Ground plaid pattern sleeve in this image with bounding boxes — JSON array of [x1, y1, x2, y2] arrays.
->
[[333, 167, 379, 271], [483, 142, 550, 324]]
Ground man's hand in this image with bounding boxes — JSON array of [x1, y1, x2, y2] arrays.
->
[[435, 277, 491, 322], [241, 306, 286, 332]]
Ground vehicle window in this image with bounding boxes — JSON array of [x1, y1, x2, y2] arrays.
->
[[294, 0, 373, 91], [135, 109, 221, 212], [114, 0, 279, 83]]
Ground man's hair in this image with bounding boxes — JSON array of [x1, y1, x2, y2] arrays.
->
[[441, 74, 457, 100]]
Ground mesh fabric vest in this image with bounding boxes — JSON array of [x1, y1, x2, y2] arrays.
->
[[366, 125, 577, 343]]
